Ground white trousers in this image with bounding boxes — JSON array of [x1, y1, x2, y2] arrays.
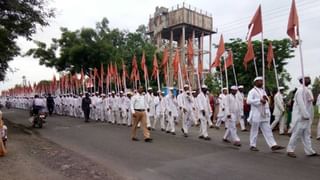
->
[[287, 120, 316, 155], [224, 117, 240, 142], [166, 114, 175, 132], [250, 121, 277, 148], [271, 114, 286, 134], [153, 113, 165, 129], [216, 114, 225, 127], [182, 111, 194, 134], [199, 113, 209, 137], [238, 115, 246, 130]]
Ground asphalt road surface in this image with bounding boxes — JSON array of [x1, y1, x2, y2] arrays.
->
[[3, 108, 320, 180]]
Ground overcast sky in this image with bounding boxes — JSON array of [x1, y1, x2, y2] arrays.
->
[[1, 0, 319, 92]]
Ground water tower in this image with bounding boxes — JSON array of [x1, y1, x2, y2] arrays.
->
[[147, 3, 216, 87]]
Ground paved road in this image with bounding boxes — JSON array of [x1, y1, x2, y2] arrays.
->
[[3, 108, 320, 180]]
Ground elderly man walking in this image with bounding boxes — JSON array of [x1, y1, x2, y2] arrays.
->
[[287, 76, 318, 158], [247, 77, 284, 152]]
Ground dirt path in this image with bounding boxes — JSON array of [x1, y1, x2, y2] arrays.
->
[[0, 120, 124, 180]]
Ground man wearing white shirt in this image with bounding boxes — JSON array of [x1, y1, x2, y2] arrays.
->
[[153, 91, 166, 131], [131, 86, 152, 142], [271, 87, 286, 135], [215, 88, 228, 129], [197, 85, 212, 141], [247, 77, 284, 152], [145, 88, 155, 129], [287, 76, 318, 158], [223, 86, 241, 146], [236, 85, 247, 131], [165, 88, 178, 135], [109, 91, 118, 124], [181, 90, 195, 137]]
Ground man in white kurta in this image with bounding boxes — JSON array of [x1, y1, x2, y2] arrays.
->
[[247, 77, 284, 152], [153, 91, 166, 131], [287, 76, 317, 158], [215, 88, 228, 129], [181, 91, 195, 137], [109, 91, 118, 124], [223, 86, 241, 146], [145, 88, 155, 129], [271, 87, 286, 135], [236, 85, 246, 131], [165, 88, 178, 135], [197, 85, 212, 141]]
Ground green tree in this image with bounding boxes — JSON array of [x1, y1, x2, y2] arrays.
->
[[217, 38, 294, 94], [0, 0, 55, 80]]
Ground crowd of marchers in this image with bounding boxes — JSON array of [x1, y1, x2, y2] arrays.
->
[[1, 76, 320, 158]]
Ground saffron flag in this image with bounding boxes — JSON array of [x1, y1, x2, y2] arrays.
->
[[287, 0, 299, 47], [247, 5, 263, 40], [172, 49, 180, 80], [151, 54, 158, 80], [211, 34, 225, 68], [161, 48, 169, 82], [267, 42, 274, 69], [243, 39, 255, 70], [187, 38, 194, 65], [141, 51, 148, 80], [225, 50, 234, 69]]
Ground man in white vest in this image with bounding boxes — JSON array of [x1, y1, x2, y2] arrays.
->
[[247, 77, 284, 152], [271, 87, 286, 135], [287, 76, 318, 158]]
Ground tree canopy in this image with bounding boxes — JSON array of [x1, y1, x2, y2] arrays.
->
[[0, 0, 55, 80]]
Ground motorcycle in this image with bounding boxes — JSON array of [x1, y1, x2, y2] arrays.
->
[[5, 101, 11, 109], [32, 112, 46, 128]]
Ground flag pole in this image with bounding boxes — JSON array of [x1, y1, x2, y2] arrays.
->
[[298, 38, 305, 86], [272, 58, 280, 90], [224, 55, 229, 91], [253, 57, 259, 77], [261, 32, 266, 89], [232, 64, 238, 87], [219, 63, 223, 89], [196, 63, 201, 89], [156, 69, 161, 92]]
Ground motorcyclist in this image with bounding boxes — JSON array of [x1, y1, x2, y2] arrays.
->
[[32, 95, 44, 115]]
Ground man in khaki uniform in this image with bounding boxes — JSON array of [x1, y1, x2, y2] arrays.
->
[[130, 86, 152, 142]]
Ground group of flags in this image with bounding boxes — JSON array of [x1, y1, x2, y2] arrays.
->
[[210, 0, 300, 89], [2, 0, 302, 96]]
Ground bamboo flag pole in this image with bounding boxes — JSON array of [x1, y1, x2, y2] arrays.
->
[[224, 55, 229, 91], [253, 57, 259, 77], [261, 32, 266, 89], [219, 63, 223, 89], [232, 64, 238, 87], [272, 58, 280, 90], [156, 68, 160, 92]]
